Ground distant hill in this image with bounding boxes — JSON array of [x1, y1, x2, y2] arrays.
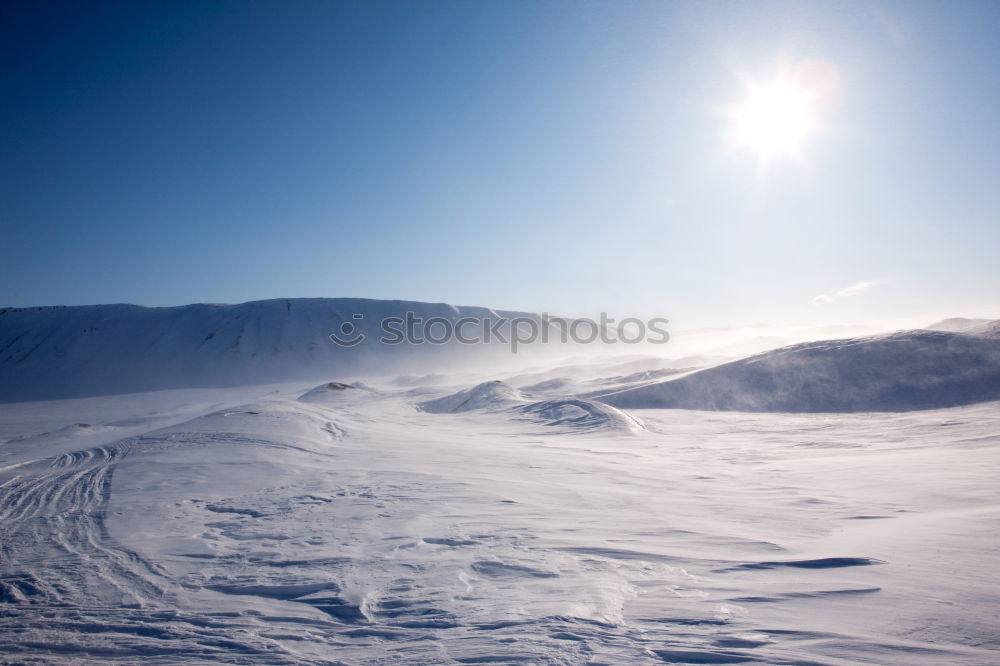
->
[[598, 327, 1000, 413], [925, 317, 1000, 337], [0, 298, 574, 401]]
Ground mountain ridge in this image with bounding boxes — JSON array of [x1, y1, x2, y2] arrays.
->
[[598, 326, 1000, 413], [0, 297, 564, 402]]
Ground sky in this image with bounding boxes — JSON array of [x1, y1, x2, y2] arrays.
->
[[2, 0, 999, 328]]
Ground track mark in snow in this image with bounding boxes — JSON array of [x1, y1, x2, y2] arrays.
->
[[0, 438, 169, 608]]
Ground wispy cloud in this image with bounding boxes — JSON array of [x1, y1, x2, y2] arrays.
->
[[835, 281, 875, 298], [813, 281, 876, 306]]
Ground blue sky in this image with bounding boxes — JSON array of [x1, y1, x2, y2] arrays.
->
[[2, 1, 999, 327]]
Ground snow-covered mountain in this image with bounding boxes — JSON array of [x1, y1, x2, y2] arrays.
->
[[925, 316, 1000, 337], [6, 299, 1000, 412], [0, 298, 577, 402], [598, 326, 1000, 413]]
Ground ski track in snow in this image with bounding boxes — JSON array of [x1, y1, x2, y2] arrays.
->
[[1, 382, 999, 664]]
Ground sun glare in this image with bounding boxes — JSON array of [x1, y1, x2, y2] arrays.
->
[[733, 82, 815, 160], [728, 61, 840, 165]]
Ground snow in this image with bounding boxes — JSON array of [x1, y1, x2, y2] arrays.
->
[[2, 305, 1000, 663], [2, 372, 999, 663]]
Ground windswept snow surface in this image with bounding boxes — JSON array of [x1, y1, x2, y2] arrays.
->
[[2, 374, 999, 664], [600, 328, 1000, 413]]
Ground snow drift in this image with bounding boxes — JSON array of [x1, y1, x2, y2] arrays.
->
[[516, 399, 644, 433], [297, 381, 375, 404], [418, 380, 524, 413], [418, 381, 644, 433], [599, 328, 1000, 413]]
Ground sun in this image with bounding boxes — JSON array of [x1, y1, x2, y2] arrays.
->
[[731, 78, 818, 162], [725, 60, 842, 165], [733, 81, 815, 158]]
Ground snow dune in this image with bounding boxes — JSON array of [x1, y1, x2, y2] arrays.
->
[[297, 381, 376, 405], [418, 380, 525, 413], [515, 399, 644, 433], [419, 381, 643, 433]]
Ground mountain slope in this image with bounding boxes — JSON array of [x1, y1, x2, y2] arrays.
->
[[0, 298, 557, 402], [925, 317, 1000, 337], [598, 327, 1000, 413]]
